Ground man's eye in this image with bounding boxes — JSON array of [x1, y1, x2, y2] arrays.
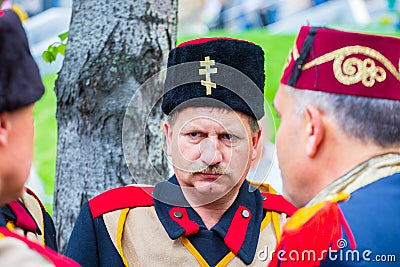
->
[[188, 132, 199, 137], [222, 134, 234, 140]]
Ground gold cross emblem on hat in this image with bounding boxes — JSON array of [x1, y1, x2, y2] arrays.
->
[[199, 56, 218, 95]]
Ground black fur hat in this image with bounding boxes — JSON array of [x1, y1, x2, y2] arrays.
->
[[0, 9, 44, 113], [162, 38, 265, 119]]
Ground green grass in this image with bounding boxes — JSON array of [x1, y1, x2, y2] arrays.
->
[[34, 29, 296, 210], [34, 73, 58, 212]]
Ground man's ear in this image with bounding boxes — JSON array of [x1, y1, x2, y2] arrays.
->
[[0, 112, 11, 146], [251, 129, 262, 161], [164, 121, 173, 156], [304, 105, 324, 158]]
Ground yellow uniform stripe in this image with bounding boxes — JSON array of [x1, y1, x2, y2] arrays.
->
[[6, 221, 15, 231], [117, 208, 130, 267], [215, 252, 235, 267], [179, 236, 210, 267]]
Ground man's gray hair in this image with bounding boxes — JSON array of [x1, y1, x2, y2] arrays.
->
[[284, 86, 400, 148]]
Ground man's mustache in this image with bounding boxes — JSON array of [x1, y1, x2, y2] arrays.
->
[[190, 165, 231, 176]]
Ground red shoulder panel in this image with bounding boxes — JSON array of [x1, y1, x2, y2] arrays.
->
[[262, 192, 297, 216], [89, 186, 154, 218]]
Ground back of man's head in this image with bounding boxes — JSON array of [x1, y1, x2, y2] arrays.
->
[[281, 26, 400, 148], [0, 9, 44, 205]]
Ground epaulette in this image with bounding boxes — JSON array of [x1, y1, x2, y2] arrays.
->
[[268, 193, 356, 267], [261, 192, 297, 216], [89, 185, 154, 218]]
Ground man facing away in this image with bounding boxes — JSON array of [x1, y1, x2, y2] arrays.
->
[[65, 38, 296, 266], [270, 26, 400, 266], [0, 9, 79, 267]]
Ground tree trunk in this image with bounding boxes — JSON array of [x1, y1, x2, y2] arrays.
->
[[53, 0, 177, 252]]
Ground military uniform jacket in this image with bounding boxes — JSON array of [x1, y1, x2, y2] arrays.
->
[[269, 153, 400, 267], [66, 176, 296, 267], [0, 188, 58, 251]]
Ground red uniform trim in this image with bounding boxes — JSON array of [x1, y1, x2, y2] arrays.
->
[[7, 201, 37, 232], [89, 186, 154, 218], [337, 207, 356, 249], [224, 205, 252, 255], [262, 193, 297, 216], [0, 227, 79, 266], [169, 207, 199, 236]]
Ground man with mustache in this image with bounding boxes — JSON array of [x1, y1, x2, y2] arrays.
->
[[66, 38, 296, 266]]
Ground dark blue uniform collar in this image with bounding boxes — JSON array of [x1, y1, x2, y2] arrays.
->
[[154, 175, 263, 264], [0, 208, 6, 227]]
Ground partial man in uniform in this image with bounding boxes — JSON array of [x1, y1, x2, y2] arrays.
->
[[66, 38, 296, 266], [0, 188, 58, 250], [0, 9, 79, 266], [269, 26, 400, 266], [0, 5, 58, 252]]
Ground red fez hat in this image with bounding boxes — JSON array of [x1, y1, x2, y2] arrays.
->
[[281, 26, 400, 100], [0, 9, 44, 113], [162, 38, 265, 119]]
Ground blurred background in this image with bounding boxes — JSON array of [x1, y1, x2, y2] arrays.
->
[[2, 0, 400, 210], [5, 0, 400, 82]]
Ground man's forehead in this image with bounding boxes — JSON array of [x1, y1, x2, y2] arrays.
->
[[176, 106, 245, 120], [172, 107, 249, 129]]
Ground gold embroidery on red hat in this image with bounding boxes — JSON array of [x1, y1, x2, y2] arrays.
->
[[302, 45, 400, 87], [292, 45, 300, 62], [199, 56, 218, 95], [283, 45, 300, 71], [334, 57, 386, 87]]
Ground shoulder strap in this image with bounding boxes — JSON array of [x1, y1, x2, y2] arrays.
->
[[89, 185, 154, 218]]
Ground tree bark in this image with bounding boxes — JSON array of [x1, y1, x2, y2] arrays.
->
[[53, 0, 177, 252]]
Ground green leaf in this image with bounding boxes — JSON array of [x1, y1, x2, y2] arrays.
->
[[58, 32, 69, 42], [42, 51, 56, 63], [48, 45, 58, 55], [57, 44, 66, 56]]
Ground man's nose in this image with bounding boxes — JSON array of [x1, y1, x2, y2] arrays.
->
[[199, 137, 223, 166]]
